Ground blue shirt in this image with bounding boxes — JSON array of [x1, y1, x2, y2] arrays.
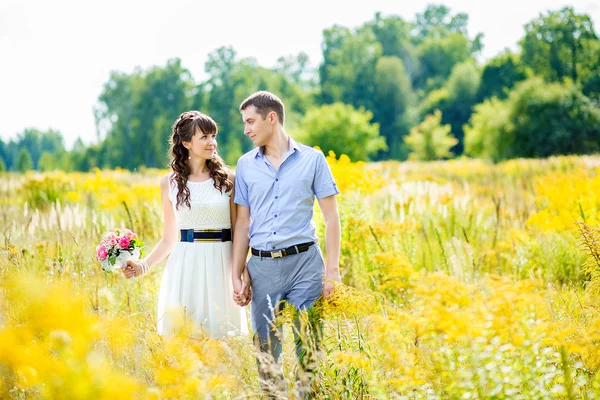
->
[[234, 137, 339, 251]]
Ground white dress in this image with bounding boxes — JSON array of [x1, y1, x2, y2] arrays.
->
[[157, 176, 248, 338]]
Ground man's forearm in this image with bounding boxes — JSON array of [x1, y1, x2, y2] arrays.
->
[[324, 215, 341, 273]]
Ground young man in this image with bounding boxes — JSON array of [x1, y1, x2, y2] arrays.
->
[[231, 91, 341, 395]]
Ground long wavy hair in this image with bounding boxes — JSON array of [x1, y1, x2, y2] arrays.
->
[[168, 111, 233, 209]]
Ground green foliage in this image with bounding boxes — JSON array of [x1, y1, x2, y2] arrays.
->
[[367, 13, 419, 79], [374, 56, 416, 159], [413, 4, 470, 39], [95, 58, 194, 169], [38, 152, 56, 172], [508, 78, 600, 158], [415, 33, 472, 91], [464, 98, 511, 161], [404, 110, 457, 160], [319, 26, 382, 112], [521, 7, 597, 83], [297, 103, 386, 161], [16, 148, 33, 172], [0, 157, 5, 172], [477, 51, 529, 102], [420, 61, 481, 154], [580, 40, 600, 101], [6, 5, 600, 169], [2, 129, 66, 171], [465, 77, 600, 160]]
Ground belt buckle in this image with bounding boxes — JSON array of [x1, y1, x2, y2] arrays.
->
[[271, 250, 283, 258]]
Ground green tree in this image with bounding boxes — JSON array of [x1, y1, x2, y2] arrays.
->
[[420, 61, 481, 154], [203, 47, 246, 163], [17, 148, 33, 172], [580, 40, 600, 100], [413, 4, 470, 39], [477, 51, 529, 102], [0, 157, 6, 172], [38, 150, 73, 172], [11, 129, 65, 169], [374, 56, 416, 159], [95, 58, 194, 169], [38, 151, 56, 172], [367, 13, 419, 80], [464, 77, 600, 160], [275, 52, 316, 89], [319, 26, 382, 111], [508, 78, 600, 158], [464, 98, 511, 161], [415, 33, 472, 91], [296, 103, 386, 161], [521, 7, 597, 83], [404, 110, 457, 161]]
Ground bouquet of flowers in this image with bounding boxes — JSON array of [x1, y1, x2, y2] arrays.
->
[[95, 228, 145, 272]]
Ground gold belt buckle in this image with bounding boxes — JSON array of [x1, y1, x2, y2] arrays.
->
[[271, 250, 283, 258]]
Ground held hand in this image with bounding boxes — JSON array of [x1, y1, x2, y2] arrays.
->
[[233, 269, 252, 307], [121, 260, 142, 279], [233, 277, 243, 303], [323, 269, 342, 299], [240, 268, 252, 306]]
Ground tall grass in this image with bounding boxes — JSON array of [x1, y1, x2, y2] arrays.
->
[[1, 155, 600, 398]]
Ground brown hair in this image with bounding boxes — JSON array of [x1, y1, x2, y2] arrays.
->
[[239, 91, 285, 125], [168, 111, 233, 209]]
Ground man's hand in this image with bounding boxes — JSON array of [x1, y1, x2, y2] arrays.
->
[[323, 269, 341, 298], [233, 268, 252, 306]]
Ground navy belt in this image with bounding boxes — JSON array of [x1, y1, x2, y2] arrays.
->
[[251, 241, 315, 258], [180, 228, 232, 242]]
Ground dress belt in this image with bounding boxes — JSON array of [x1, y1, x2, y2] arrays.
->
[[180, 228, 232, 242]]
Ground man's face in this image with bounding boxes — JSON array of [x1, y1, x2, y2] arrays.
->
[[241, 105, 274, 147]]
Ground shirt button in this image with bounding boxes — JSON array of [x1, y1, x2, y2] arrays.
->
[[273, 246, 276, 249], [273, 232, 277, 235], [276, 178, 278, 182], [275, 196, 278, 199], [274, 214, 277, 218]]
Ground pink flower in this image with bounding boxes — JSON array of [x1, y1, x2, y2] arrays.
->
[[118, 236, 130, 249], [96, 245, 108, 261]]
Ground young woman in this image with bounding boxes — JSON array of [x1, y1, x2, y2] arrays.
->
[[122, 111, 248, 338]]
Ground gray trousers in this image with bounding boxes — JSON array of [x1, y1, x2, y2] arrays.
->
[[247, 243, 324, 394]]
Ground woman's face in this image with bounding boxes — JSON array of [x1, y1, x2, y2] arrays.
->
[[185, 128, 217, 161]]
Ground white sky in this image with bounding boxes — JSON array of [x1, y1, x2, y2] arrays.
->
[[1, 0, 598, 148]]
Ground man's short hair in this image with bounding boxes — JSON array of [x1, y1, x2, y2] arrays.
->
[[239, 91, 285, 125]]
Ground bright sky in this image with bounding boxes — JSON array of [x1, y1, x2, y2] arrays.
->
[[1, 0, 598, 148]]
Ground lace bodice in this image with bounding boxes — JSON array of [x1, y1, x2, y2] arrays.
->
[[168, 177, 231, 229]]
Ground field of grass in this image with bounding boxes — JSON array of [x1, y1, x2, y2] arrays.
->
[[1, 153, 600, 399]]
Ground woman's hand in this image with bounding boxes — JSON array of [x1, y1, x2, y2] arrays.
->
[[121, 260, 142, 279], [233, 268, 252, 306]]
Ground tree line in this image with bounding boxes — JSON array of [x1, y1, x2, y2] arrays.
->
[[2, 4, 599, 172]]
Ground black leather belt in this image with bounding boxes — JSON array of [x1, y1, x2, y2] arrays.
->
[[180, 228, 232, 242], [251, 241, 315, 258]]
